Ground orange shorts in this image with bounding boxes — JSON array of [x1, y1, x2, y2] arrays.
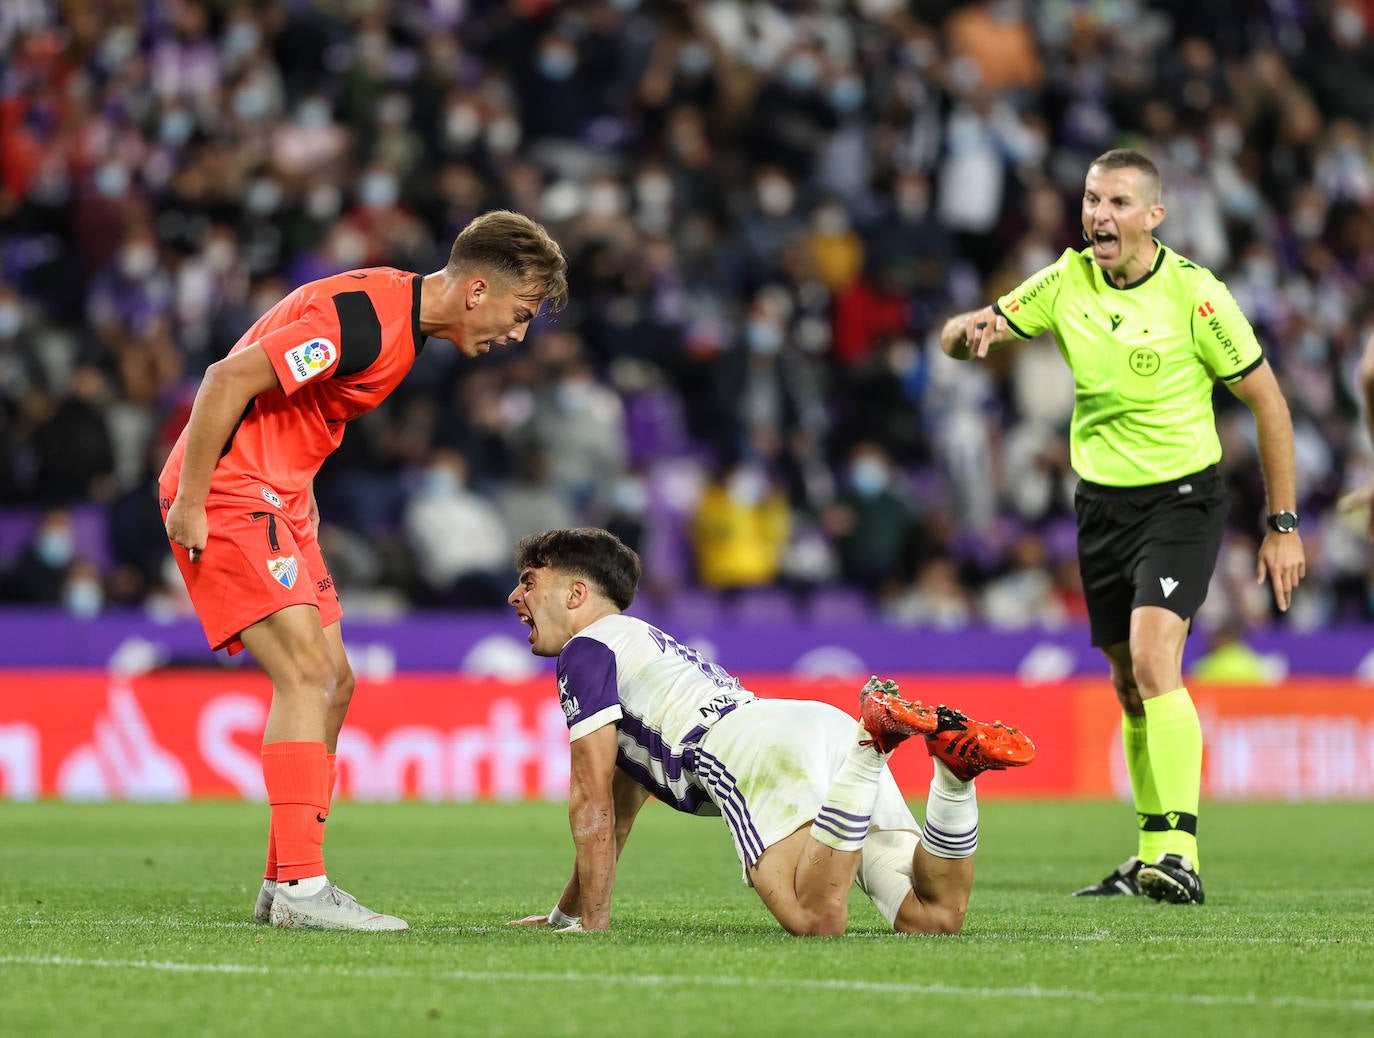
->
[[160, 487, 341, 654]]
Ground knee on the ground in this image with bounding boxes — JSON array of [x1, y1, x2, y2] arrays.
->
[[787, 904, 849, 938], [894, 899, 966, 935]]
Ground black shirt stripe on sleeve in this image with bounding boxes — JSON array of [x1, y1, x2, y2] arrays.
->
[[331, 291, 383, 377], [1221, 354, 1264, 385]]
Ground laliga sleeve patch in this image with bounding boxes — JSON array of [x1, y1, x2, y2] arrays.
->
[[283, 337, 339, 382]]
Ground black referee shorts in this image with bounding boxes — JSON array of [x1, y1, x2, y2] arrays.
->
[[1074, 465, 1229, 649]]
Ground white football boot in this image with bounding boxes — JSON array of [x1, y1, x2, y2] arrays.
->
[[253, 879, 276, 924], [270, 882, 409, 931]]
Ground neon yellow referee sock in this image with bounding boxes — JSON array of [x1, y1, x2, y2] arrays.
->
[[1142, 688, 1203, 871], [1122, 713, 1167, 864]]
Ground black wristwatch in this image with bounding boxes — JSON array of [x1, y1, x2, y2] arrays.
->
[[1267, 510, 1300, 534]]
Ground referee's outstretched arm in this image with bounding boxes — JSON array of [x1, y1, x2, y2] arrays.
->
[[940, 306, 1018, 360]]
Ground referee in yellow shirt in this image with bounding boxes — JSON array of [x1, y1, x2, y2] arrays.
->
[[940, 148, 1306, 904]]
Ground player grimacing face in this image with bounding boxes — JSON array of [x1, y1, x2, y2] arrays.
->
[[509, 565, 576, 658], [1081, 165, 1165, 285]]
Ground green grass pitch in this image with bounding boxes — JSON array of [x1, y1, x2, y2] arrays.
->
[[2, 799, 1370, 1037]]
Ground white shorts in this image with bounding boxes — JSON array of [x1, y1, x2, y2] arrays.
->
[[692, 698, 920, 877]]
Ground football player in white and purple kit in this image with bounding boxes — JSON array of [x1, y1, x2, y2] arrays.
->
[[506, 528, 1035, 936]]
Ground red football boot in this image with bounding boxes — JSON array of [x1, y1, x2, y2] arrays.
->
[[924, 705, 1035, 781], [859, 676, 941, 754]]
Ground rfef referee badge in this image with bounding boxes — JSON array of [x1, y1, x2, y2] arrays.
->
[[266, 555, 299, 589]]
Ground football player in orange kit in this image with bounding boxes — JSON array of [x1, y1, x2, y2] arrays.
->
[[161, 210, 567, 930]]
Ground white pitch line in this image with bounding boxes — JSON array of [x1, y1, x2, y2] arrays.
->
[[12, 920, 258, 930], [961, 930, 1374, 946], [8, 919, 1372, 946], [0, 955, 1371, 1013]]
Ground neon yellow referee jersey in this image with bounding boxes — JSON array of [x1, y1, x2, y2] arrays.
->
[[995, 242, 1263, 487]]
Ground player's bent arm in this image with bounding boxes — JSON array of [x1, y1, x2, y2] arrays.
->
[[534, 770, 645, 925], [163, 344, 280, 559], [939, 306, 1015, 361], [611, 766, 650, 856], [1225, 359, 1306, 609], [172, 343, 280, 507], [513, 752, 644, 927], [567, 723, 620, 931]]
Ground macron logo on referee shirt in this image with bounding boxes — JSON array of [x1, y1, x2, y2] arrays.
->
[[1160, 577, 1179, 599], [284, 338, 338, 383]]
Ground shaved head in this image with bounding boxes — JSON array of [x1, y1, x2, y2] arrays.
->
[[1088, 148, 1162, 206]]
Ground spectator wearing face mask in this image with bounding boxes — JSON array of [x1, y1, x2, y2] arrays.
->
[[748, 42, 836, 178], [1307, 1, 1374, 123], [522, 344, 628, 512], [0, 284, 37, 366], [978, 528, 1067, 630], [402, 448, 515, 610], [601, 471, 650, 559], [86, 225, 175, 339], [29, 365, 117, 506], [860, 171, 955, 332], [881, 551, 976, 629], [518, 29, 596, 143], [62, 557, 106, 619], [494, 445, 578, 550], [821, 441, 924, 597], [2, 508, 78, 604], [720, 165, 807, 295], [711, 287, 829, 484], [341, 164, 433, 272]]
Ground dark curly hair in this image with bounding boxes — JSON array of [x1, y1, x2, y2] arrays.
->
[[513, 528, 641, 610]]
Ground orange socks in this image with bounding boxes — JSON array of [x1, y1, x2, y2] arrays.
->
[[262, 752, 337, 881], [261, 742, 330, 882]]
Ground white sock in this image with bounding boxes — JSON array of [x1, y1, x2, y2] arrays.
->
[[857, 829, 919, 927], [810, 732, 886, 853], [282, 874, 328, 898], [920, 758, 978, 859]]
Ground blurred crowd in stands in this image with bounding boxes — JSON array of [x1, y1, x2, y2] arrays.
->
[[3, 0, 1374, 636]]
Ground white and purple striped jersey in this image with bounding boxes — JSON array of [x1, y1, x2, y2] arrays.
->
[[556, 613, 756, 816]]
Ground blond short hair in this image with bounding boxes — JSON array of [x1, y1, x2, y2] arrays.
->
[[446, 210, 569, 311]]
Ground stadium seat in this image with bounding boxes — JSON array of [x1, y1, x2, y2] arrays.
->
[[806, 586, 873, 624], [731, 586, 800, 625]]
